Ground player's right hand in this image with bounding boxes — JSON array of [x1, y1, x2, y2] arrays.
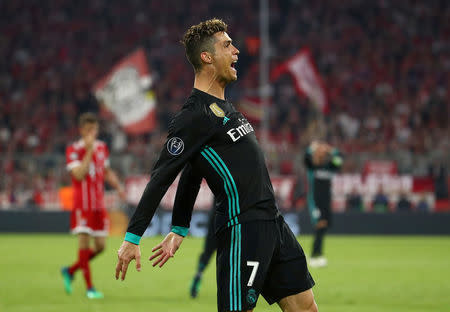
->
[[116, 241, 141, 281]]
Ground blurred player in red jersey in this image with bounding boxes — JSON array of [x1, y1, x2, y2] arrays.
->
[[61, 112, 126, 299]]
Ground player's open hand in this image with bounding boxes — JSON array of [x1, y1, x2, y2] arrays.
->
[[149, 232, 184, 268], [116, 241, 141, 281]]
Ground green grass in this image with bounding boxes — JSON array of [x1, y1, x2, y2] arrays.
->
[[0, 234, 449, 312]]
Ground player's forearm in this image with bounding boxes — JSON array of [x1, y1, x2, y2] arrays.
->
[[125, 172, 197, 244], [125, 168, 179, 244], [105, 168, 124, 192], [126, 183, 160, 238], [71, 149, 94, 180], [171, 164, 202, 230]]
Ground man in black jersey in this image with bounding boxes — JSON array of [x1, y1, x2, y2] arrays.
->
[[304, 141, 343, 268], [115, 19, 317, 312]]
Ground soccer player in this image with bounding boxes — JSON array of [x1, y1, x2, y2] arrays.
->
[[190, 200, 217, 298], [115, 19, 318, 312], [304, 141, 343, 268], [61, 112, 125, 299]]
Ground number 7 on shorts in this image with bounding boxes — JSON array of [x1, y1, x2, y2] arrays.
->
[[246, 261, 259, 287]]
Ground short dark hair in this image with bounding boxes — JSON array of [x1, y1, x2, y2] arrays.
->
[[181, 18, 228, 73], [78, 112, 98, 127]]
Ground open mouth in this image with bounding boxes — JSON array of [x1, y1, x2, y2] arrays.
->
[[231, 60, 237, 71]]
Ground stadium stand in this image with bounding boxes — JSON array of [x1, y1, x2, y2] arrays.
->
[[0, 0, 448, 210]]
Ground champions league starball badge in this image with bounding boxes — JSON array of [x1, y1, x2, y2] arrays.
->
[[167, 137, 184, 156]]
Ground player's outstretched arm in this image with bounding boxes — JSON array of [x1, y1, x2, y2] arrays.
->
[[149, 232, 184, 268], [116, 241, 141, 281]]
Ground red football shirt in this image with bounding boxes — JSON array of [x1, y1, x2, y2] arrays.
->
[[66, 140, 110, 212]]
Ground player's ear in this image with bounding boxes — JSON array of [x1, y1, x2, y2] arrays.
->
[[200, 51, 213, 64]]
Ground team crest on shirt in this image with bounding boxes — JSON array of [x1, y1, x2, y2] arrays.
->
[[247, 288, 257, 304], [209, 103, 225, 118], [167, 137, 184, 156]]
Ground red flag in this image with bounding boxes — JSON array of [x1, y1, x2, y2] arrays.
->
[[93, 48, 156, 134], [271, 48, 329, 114]]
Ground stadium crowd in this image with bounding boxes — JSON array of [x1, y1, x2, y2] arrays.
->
[[0, 0, 448, 209]]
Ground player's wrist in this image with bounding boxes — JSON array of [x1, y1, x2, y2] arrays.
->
[[170, 226, 189, 237], [124, 232, 141, 245]]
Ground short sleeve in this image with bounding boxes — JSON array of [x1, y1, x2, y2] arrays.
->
[[66, 145, 81, 171]]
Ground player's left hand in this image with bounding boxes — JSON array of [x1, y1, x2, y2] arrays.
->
[[149, 232, 184, 268]]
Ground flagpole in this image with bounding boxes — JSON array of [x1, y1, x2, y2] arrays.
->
[[259, 0, 270, 148]]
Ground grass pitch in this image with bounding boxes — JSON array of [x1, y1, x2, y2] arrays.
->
[[0, 234, 449, 312]]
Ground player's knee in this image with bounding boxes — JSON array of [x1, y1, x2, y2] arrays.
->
[[307, 300, 319, 312], [280, 291, 318, 312], [94, 243, 105, 254], [96, 245, 105, 254], [296, 299, 318, 312], [316, 220, 328, 229]]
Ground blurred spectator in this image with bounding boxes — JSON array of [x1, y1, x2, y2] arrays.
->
[[372, 186, 389, 213], [429, 162, 449, 199], [396, 191, 413, 212], [416, 194, 430, 213], [346, 187, 364, 212]]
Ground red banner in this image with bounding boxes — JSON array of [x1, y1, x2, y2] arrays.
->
[[363, 160, 398, 176], [271, 48, 329, 114], [93, 48, 156, 134]]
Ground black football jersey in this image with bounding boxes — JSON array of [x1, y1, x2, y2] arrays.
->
[[127, 89, 278, 236]]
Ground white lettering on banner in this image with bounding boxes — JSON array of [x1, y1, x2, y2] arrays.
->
[[123, 173, 434, 215], [14, 174, 434, 212], [331, 174, 434, 212]]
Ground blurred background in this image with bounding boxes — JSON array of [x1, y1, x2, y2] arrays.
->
[[0, 0, 449, 232]]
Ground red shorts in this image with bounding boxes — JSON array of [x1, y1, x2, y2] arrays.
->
[[70, 208, 109, 237]]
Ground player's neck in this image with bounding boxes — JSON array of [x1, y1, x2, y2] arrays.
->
[[193, 71, 226, 100]]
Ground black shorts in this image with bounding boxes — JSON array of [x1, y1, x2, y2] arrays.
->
[[216, 215, 315, 312], [309, 202, 332, 226]]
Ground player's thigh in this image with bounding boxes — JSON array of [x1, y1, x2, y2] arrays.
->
[[78, 232, 90, 249], [216, 221, 277, 312], [93, 236, 106, 252], [90, 210, 109, 237], [262, 216, 315, 304], [278, 289, 318, 312]]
